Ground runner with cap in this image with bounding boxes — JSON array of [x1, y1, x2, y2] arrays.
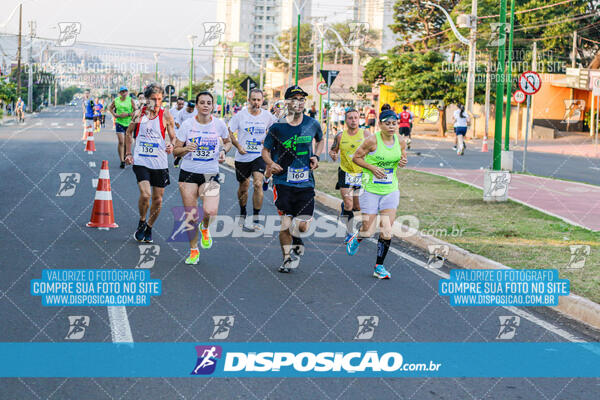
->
[[170, 97, 186, 130], [172, 91, 231, 265], [329, 108, 371, 243], [229, 88, 277, 231], [108, 86, 137, 168], [262, 85, 324, 273], [81, 90, 94, 141], [345, 109, 407, 279], [124, 83, 177, 243], [398, 105, 413, 150]]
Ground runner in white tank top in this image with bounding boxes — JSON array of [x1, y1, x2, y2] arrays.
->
[[173, 91, 232, 265], [124, 83, 177, 243]]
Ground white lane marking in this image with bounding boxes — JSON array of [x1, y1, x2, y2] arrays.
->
[[51, 122, 58, 126], [89, 161, 96, 168], [312, 206, 584, 343], [92, 178, 98, 188], [107, 306, 133, 343], [35, 122, 42, 126], [67, 123, 74, 126]]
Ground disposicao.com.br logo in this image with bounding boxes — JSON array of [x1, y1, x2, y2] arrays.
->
[[191, 347, 441, 376]]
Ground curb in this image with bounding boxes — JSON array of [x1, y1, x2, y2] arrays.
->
[[313, 188, 600, 332]]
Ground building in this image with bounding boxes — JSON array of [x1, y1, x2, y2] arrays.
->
[[354, 0, 397, 53], [214, 0, 312, 82]]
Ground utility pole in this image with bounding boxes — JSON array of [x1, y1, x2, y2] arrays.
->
[[352, 0, 362, 97], [312, 20, 319, 103], [16, 4, 22, 99], [492, 0, 508, 170], [465, 0, 478, 115], [27, 20, 36, 113], [187, 35, 197, 100], [484, 53, 491, 139], [572, 31, 577, 68], [259, 0, 268, 89], [503, 0, 516, 151], [153, 53, 159, 81]]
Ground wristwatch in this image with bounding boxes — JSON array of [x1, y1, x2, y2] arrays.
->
[[313, 155, 320, 161]]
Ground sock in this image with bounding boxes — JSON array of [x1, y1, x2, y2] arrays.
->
[[342, 209, 354, 233], [253, 208, 260, 223], [240, 205, 247, 217], [376, 237, 391, 265]]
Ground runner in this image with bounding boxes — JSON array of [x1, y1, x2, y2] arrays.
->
[[174, 100, 198, 167], [263, 99, 287, 191], [328, 108, 371, 243], [172, 91, 231, 265], [81, 91, 94, 141], [15, 97, 25, 123], [228, 88, 277, 230], [170, 97, 186, 130], [398, 105, 413, 150], [124, 83, 176, 243], [93, 97, 103, 132], [262, 85, 324, 273], [346, 109, 407, 279], [453, 104, 470, 155], [366, 104, 376, 133], [108, 86, 137, 169]]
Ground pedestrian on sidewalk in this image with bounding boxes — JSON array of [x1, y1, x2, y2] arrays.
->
[[452, 104, 469, 156]]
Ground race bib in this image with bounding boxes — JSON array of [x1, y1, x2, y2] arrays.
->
[[287, 167, 309, 183], [138, 141, 158, 157], [245, 139, 261, 153], [192, 144, 215, 161], [373, 168, 394, 184], [345, 172, 362, 187]]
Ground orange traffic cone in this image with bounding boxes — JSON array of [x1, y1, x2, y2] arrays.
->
[[87, 160, 118, 229], [481, 136, 489, 152], [85, 130, 96, 154]]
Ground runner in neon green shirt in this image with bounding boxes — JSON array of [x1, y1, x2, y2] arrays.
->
[[346, 109, 407, 279], [109, 86, 137, 168]]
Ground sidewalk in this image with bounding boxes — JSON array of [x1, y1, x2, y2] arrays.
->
[[409, 167, 600, 231]]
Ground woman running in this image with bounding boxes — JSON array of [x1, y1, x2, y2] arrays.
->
[[346, 109, 407, 279], [453, 104, 470, 156], [172, 91, 231, 265]]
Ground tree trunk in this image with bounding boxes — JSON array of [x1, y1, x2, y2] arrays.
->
[[438, 105, 447, 137]]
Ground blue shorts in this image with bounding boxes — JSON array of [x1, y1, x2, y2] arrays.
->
[[115, 123, 127, 134], [455, 126, 467, 136]]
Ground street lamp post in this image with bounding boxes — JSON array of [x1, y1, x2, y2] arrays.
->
[[153, 52, 159, 82], [503, 0, 516, 151], [187, 35, 197, 101], [493, 0, 509, 170], [293, 0, 307, 85]]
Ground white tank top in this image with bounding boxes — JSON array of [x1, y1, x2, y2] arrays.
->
[[133, 107, 168, 170]]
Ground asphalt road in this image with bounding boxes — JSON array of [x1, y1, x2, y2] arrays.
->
[[0, 107, 599, 399], [406, 138, 600, 186]]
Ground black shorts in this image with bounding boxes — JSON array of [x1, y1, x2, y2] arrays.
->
[[132, 165, 170, 188], [115, 123, 127, 134], [93, 116, 100, 122], [400, 127, 411, 136], [235, 157, 266, 182], [178, 169, 221, 186], [335, 167, 362, 190], [367, 119, 376, 127], [273, 185, 315, 218]]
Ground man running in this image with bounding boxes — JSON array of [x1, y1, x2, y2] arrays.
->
[[229, 88, 277, 231], [109, 86, 137, 169], [172, 91, 231, 265], [170, 97, 186, 130], [398, 105, 413, 150], [81, 91, 94, 141], [328, 109, 370, 243], [262, 85, 324, 273], [93, 98, 102, 133], [124, 83, 176, 243], [346, 109, 407, 279]]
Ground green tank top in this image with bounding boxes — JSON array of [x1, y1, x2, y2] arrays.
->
[[114, 96, 133, 126], [362, 131, 402, 195]]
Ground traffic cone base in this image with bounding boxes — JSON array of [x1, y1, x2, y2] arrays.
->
[[85, 130, 96, 153], [481, 137, 489, 152], [87, 160, 118, 229]]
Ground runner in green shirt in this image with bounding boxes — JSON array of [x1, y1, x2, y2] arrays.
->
[[109, 86, 137, 168]]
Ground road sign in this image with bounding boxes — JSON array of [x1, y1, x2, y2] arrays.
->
[[593, 78, 600, 96], [240, 77, 257, 92], [165, 85, 175, 96], [518, 71, 541, 95], [513, 90, 526, 104], [320, 70, 339, 86], [317, 81, 328, 95], [226, 90, 235, 100]]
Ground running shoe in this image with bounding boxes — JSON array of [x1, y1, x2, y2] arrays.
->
[[200, 228, 213, 249], [292, 237, 304, 257], [452, 145, 457, 151], [343, 233, 353, 244], [143, 225, 153, 243], [262, 177, 270, 191], [185, 249, 200, 265], [406, 139, 411, 150], [134, 220, 146, 242], [373, 264, 391, 279], [279, 256, 299, 273], [120, 161, 125, 169], [346, 232, 360, 256]]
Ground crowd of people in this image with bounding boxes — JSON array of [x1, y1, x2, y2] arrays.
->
[[79, 83, 483, 278]]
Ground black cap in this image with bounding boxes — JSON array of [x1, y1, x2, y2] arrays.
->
[[187, 101, 195, 108], [284, 85, 308, 99], [379, 109, 398, 122]]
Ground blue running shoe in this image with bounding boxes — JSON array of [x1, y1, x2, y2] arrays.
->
[[262, 177, 270, 191], [143, 225, 153, 243], [343, 233, 353, 244], [134, 220, 146, 242], [373, 264, 391, 279], [346, 232, 360, 256]]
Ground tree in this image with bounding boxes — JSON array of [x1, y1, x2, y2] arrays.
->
[[363, 57, 392, 85], [178, 81, 214, 101], [323, 22, 379, 64], [273, 23, 314, 80], [58, 86, 82, 105], [224, 70, 259, 105]]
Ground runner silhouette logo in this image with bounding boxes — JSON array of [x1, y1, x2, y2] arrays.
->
[[496, 316, 520, 340], [137, 245, 160, 269], [168, 206, 203, 242], [56, 173, 80, 197], [210, 316, 234, 339], [354, 316, 379, 340], [65, 316, 89, 340], [191, 345, 222, 375]]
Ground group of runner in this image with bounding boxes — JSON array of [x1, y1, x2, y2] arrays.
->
[[98, 82, 407, 279]]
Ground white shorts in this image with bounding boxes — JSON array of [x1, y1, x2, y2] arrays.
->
[[359, 190, 400, 215]]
